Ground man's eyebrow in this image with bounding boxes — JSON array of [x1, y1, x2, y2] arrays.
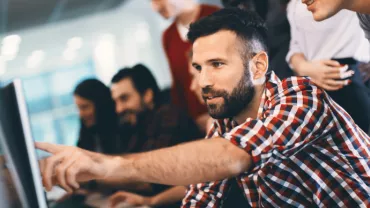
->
[[206, 58, 227, 63]]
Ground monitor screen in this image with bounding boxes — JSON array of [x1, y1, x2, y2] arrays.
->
[[0, 80, 48, 208], [0, 127, 23, 208]]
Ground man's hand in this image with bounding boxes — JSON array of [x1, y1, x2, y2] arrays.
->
[[108, 191, 151, 208], [36, 142, 120, 193], [296, 60, 353, 91]]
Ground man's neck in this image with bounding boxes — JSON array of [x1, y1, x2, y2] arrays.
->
[[233, 84, 265, 125], [176, 4, 201, 26], [346, 0, 370, 14]]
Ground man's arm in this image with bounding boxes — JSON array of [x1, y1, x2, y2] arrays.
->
[[36, 137, 251, 192], [115, 138, 249, 185]]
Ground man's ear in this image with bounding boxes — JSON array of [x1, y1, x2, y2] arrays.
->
[[251, 51, 269, 80], [143, 89, 154, 107]]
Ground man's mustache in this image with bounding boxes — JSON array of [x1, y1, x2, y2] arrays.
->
[[201, 86, 228, 100], [118, 110, 137, 118]]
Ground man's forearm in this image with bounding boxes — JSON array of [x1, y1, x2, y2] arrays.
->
[[107, 138, 251, 186]]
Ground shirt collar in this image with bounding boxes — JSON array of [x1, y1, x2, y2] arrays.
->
[[213, 71, 281, 135]]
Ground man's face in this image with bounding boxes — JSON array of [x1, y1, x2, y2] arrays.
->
[[151, 0, 185, 19], [302, 0, 346, 21], [111, 78, 147, 126], [192, 30, 255, 119]]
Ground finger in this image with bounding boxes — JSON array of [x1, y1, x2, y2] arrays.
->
[[322, 85, 342, 91], [109, 192, 127, 207], [325, 69, 354, 79], [56, 154, 78, 193], [340, 70, 354, 79], [321, 80, 348, 91], [322, 60, 341, 67], [43, 153, 68, 191], [35, 142, 61, 154], [324, 67, 341, 75], [39, 159, 45, 175], [325, 79, 348, 87], [65, 162, 81, 192], [339, 65, 349, 73]]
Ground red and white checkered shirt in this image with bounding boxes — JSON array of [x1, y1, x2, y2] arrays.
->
[[182, 72, 370, 207]]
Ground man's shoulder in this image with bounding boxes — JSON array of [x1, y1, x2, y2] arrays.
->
[[267, 72, 313, 93], [266, 74, 323, 103], [280, 76, 313, 90]]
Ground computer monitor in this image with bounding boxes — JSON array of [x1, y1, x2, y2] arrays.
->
[[0, 79, 48, 208], [0, 125, 24, 208]]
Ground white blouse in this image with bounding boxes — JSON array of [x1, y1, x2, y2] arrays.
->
[[286, 0, 370, 63]]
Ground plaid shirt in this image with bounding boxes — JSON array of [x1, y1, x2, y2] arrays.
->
[[182, 72, 370, 207]]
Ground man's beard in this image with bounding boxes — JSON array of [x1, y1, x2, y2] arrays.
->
[[117, 100, 147, 127], [202, 67, 255, 119]]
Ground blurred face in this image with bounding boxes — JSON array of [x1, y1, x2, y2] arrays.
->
[[192, 30, 255, 119], [151, 0, 190, 19], [74, 95, 96, 128], [302, 0, 347, 21], [111, 78, 146, 126]]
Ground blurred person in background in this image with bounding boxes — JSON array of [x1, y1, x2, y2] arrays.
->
[[152, 0, 219, 133], [287, 0, 370, 132], [106, 64, 201, 207], [222, 0, 293, 80], [111, 64, 201, 153], [74, 79, 120, 154], [58, 79, 121, 200]]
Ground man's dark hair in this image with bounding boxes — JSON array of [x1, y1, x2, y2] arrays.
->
[[187, 8, 268, 62], [111, 64, 161, 106]]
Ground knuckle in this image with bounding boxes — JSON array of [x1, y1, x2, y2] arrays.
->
[[66, 167, 76, 178], [56, 165, 64, 175], [46, 157, 55, 164]]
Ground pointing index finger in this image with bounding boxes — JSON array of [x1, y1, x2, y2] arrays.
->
[[35, 142, 61, 154]]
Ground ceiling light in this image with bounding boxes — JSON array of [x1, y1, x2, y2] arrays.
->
[[2, 34, 21, 46], [63, 49, 77, 61], [26, 50, 45, 69], [67, 37, 83, 50]]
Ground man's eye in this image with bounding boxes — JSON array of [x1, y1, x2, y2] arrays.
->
[[194, 65, 201, 71], [212, 62, 224, 68]]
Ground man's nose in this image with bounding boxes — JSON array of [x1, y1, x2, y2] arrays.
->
[[199, 68, 214, 89]]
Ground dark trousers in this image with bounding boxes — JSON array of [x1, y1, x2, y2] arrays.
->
[[327, 58, 370, 132]]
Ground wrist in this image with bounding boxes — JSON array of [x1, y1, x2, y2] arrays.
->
[[102, 156, 134, 181], [295, 60, 310, 76]]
